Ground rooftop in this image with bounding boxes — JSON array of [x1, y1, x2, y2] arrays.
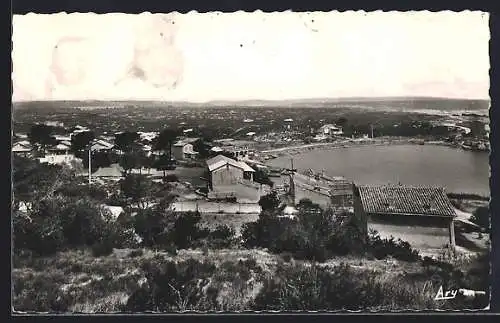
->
[[206, 154, 255, 173], [174, 137, 200, 146], [357, 185, 456, 217]]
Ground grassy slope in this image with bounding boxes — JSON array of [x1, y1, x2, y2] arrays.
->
[[13, 246, 487, 313]]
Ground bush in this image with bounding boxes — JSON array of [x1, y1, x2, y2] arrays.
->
[[164, 244, 178, 255], [252, 262, 442, 311], [368, 230, 420, 262], [470, 206, 489, 231], [165, 174, 179, 182], [128, 249, 144, 258], [241, 207, 366, 262], [206, 225, 236, 249], [281, 253, 293, 263], [258, 192, 281, 212], [91, 240, 114, 257], [125, 259, 217, 312]]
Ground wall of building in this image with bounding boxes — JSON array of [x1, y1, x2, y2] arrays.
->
[[210, 165, 244, 188], [368, 214, 452, 251], [352, 186, 368, 242], [38, 154, 76, 165], [172, 146, 184, 160]]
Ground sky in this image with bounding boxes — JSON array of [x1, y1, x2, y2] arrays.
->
[[12, 11, 490, 102]]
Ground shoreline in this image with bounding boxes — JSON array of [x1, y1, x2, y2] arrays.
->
[[259, 138, 475, 156]]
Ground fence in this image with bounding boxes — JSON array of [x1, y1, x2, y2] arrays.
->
[[171, 201, 261, 214]]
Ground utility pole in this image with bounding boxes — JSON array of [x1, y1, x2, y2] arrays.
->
[[371, 124, 374, 139], [88, 145, 92, 185], [285, 158, 297, 205]]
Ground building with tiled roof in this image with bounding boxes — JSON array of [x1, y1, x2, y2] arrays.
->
[[353, 184, 456, 252], [205, 155, 257, 201]]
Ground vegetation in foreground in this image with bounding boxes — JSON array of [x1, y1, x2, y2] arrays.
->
[[12, 157, 490, 312]]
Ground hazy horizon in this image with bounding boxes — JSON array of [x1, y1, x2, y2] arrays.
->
[[12, 11, 490, 102], [11, 95, 491, 105]]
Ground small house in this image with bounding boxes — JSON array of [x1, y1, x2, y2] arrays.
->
[[206, 154, 255, 190], [12, 141, 32, 156], [353, 184, 456, 251], [172, 138, 200, 160], [91, 139, 115, 152], [38, 143, 75, 165], [47, 143, 71, 155], [318, 124, 343, 136]]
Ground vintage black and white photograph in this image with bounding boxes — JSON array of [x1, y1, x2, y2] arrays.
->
[[12, 11, 491, 313]]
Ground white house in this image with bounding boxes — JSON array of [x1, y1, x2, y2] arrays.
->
[[172, 138, 200, 160], [91, 139, 115, 152], [12, 141, 32, 156], [318, 124, 343, 136]]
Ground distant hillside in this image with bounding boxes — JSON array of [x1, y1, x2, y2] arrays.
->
[[12, 97, 490, 111]]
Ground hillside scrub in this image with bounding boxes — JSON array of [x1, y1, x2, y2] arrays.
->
[[242, 195, 419, 263], [12, 156, 237, 257], [13, 248, 489, 312]]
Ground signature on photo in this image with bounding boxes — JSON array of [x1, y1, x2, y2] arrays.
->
[[434, 286, 487, 301]]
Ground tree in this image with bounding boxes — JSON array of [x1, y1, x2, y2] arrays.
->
[[142, 155, 155, 174], [470, 206, 489, 231], [154, 154, 177, 178], [336, 117, 348, 128], [70, 131, 95, 155], [192, 139, 211, 158], [119, 174, 155, 210], [13, 156, 72, 212], [172, 212, 202, 249], [119, 152, 142, 175], [132, 208, 171, 248], [253, 167, 274, 187], [154, 128, 179, 159], [258, 191, 281, 213], [114, 131, 140, 153], [28, 124, 57, 154], [91, 151, 113, 169]]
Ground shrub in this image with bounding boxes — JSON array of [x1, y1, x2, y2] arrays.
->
[[258, 192, 281, 212], [128, 249, 144, 258], [125, 259, 217, 312], [252, 262, 440, 311], [165, 174, 179, 182], [469, 206, 489, 231], [368, 231, 420, 262], [281, 253, 293, 263], [241, 207, 366, 262], [164, 243, 178, 255], [91, 240, 114, 257], [225, 196, 237, 203], [172, 211, 202, 249]]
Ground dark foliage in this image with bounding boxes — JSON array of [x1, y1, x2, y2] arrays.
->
[[367, 230, 420, 262], [165, 174, 179, 182], [125, 259, 217, 312], [253, 263, 390, 311], [114, 131, 140, 153], [242, 201, 366, 262], [154, 128, 179, 158], [91, 240, 114, 257], [258, 192, 281, 213], [252, 167, 274, 187], [28, 124, 58, 152], [119, 174, 155, 210], [70, 131, 95, 153], [469, 206, 490, 231]]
